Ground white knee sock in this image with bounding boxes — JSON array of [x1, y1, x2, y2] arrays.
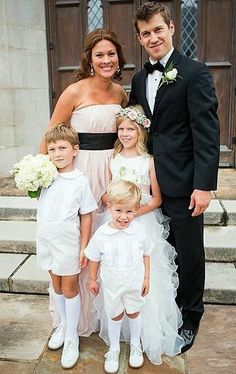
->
[[108, 318, 122, 351], [65, 294, 81, 341], [54, 293, 66, 325], [128, 314, 142, 346]]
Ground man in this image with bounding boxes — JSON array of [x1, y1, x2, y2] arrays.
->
[[129, 2, 220, 353]]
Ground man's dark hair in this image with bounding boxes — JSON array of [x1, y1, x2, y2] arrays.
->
[[134, 2, 171, 33]]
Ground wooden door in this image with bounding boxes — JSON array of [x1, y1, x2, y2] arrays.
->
[[45, 0, 236, 166], [198, 0, 236, 166]]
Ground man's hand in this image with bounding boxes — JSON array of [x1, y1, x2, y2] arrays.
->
[[142, 278, 150, 296], [89, 280, 100, 295], [189, 189, 212, 217]]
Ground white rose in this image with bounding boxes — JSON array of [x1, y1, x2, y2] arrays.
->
[[166, 68, 177, 80]]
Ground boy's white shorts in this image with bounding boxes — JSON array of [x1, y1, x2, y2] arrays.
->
[[101, 264, 145, 319]]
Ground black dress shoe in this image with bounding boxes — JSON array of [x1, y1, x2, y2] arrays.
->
[[179, 328, 199, 353]]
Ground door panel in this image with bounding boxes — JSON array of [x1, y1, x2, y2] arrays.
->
[[45, 0, 87, 109], [103, 0, 141, 88], [198, 0, 235, 165]]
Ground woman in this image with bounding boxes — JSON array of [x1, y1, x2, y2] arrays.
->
[[40, 28, 128, 337], [40, 28, 127, 206]]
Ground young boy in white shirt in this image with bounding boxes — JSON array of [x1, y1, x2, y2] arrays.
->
[[37, 124, 97, 369], [85, 180, 153, 373]]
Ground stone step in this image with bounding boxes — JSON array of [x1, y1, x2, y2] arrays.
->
[[204, 226, 236, 262], [221, 200, 236, 225], [0, 253, 49, 294], [0, 196, 37, 221], [204, 262, 236, 304], [1, 221, 236, 263], [0, 253, 235, 304], [1, 196, 236, 226], [0, 221, 36, 254], [204, 199, 225, 225]]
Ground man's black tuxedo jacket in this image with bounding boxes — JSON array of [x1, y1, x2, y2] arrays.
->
[[129, 49, 220, 198]]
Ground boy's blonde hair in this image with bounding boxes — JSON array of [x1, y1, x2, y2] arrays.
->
[[113, 105, 149, 158], [45, 124, 79, 148], [107, 180, 141, 207]]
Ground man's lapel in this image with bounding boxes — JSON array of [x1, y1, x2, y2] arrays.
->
[[138, 69, 152, 119], [153, 49, 181, 114]]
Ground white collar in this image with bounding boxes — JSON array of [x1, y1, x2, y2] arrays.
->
[[58, 168, 84, 180], [149, 47, 174, 68], [100, 221, 137, 235]]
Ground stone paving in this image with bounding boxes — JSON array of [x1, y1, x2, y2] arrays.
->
[[0, 294, 235, 373]]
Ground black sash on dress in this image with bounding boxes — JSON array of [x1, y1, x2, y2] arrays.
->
[[78, 132, 117, 150]]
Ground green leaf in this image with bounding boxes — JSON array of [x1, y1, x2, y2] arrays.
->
[[28, 189, 40, 198]]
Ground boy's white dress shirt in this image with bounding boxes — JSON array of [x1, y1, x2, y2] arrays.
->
[[37, 168, 97, 276], [85, 220, 153, 318]]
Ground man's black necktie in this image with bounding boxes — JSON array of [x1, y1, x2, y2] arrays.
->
[[144, 60, 164, 74]]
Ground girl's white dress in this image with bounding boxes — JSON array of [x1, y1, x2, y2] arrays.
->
[[95, 154, 184, 365]]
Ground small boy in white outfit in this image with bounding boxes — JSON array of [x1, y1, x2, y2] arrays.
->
[[36, 124, 97, 369], [85, 180, 153, 373]]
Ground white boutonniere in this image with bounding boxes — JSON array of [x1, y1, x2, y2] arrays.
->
[[159, 62, 182, 88]]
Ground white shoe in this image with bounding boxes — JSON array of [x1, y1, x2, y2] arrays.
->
[[104, 349, 120, 373], [61, 338, 79, 369], [129, 344, 144, 368], [48, 324, 65, 350]]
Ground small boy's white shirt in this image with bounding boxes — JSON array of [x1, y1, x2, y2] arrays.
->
[[84, 220, 154, 270]]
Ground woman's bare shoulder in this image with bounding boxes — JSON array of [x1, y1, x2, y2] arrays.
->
[[112, 82, 128, 106], [63, 81, 84, 96]]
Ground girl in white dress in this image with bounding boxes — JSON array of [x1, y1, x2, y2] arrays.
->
[[37, 124, 97, 369], [97, 106, 184, 366]]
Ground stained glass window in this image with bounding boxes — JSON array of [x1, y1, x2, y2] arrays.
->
[[88, 0, 103, 33], [181, 0, 198, 59]]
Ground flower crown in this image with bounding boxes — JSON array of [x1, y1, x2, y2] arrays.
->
[[116, 107, 151, 130]]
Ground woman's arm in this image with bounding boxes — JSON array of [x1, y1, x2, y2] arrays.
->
[[101, 163, 112, 205], [79, 212, 93, 268], [136, 157, 162, 217], [39, 84, 80, 154]]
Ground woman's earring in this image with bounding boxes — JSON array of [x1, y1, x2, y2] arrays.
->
[[90, 65, 94, 76], [116, 66, 120, 74]]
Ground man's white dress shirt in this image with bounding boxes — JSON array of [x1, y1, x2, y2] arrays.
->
[[146, 47, 174, 113]]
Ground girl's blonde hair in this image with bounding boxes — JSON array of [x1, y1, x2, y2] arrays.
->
[[45, 124, 79, 148], [113, 105, 149, 158], [107, 180, 141, 207]]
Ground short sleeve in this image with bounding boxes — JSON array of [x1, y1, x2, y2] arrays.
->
[[140, 228, 154, 256], [84, 234, 102, 262], [79, 178, 97, 214]]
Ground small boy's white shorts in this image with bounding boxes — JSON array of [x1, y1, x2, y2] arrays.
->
[[36, 221, 81, 276], [101, 264, 145, 319]]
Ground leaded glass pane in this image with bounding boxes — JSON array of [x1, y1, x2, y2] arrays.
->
[[181, 0, 198, 59], [88, 0, 103, 33]]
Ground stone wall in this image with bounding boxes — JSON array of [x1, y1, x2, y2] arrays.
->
[[0, 0, 50, 176]]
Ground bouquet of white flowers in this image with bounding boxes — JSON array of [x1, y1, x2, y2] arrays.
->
[[10, 154, 57, 198]]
